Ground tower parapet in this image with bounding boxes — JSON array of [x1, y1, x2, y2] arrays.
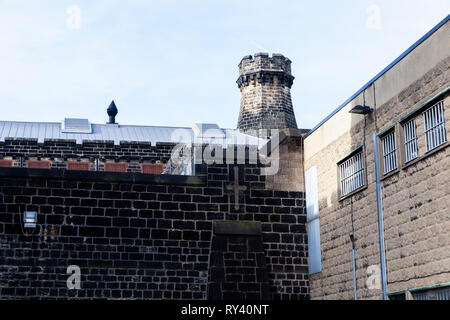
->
[[237, 53, 298, 135]]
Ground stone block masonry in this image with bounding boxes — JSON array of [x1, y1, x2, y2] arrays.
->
[[208, 221, 271, 300], [305, 55, 450, 300], [0, 159, 309, 300], [237, 53, 298, 134]]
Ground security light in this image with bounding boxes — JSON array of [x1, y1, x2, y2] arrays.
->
[[349, 105, 373, 115], [24, 211, 37, 228]]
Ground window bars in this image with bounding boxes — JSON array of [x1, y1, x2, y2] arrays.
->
[[412, 287, 450, 300], [339, 151, 365, 197], [424, 100, 447, 152], [381, 131, 398, 174], [403, 119, 418, 163]]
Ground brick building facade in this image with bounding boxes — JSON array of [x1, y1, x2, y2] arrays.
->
[[1, 15, 449, 301], [0, 121, 309, 300], [0, 154, 309, 299], [303, 15, 450, 300]]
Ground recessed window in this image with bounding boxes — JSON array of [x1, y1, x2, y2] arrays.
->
[[403, 119, 418, 163], [389, 293, 406, 300], [423, 100, 447, 152], [381, 131, 397, 174], [339, 150, 365, 197]]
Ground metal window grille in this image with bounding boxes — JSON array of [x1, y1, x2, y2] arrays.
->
[[423, 100, 447, 152], [381, 131, 397, 174], [339, 151, 365, 197], [403, 119, 418, 163], [413, 291, 427, 300], [413, 287, 450, 300], [436, 288, 450, 300]]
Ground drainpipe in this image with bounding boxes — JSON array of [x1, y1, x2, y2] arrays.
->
[[373, 133, 388, 300], [350, 233, 357, 300]]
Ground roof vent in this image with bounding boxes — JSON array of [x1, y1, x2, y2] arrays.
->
[[107, 100, 118, 124], [61, 118, 92, 134]]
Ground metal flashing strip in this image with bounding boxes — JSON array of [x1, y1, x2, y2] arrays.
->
[[388, 282, 450, 296], [336, 144, 365, 165], [375, 86, 450, 137], [398, 86, 450, 123], [377, 123, 397, 138]]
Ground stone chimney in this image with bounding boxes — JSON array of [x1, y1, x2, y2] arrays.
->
[[236, 53, 298, 136]]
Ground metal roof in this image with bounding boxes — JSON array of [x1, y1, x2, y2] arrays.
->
[[0, 120, 266, 147]]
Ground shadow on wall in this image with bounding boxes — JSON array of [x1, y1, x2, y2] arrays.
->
[[309, 85, 384, 300]]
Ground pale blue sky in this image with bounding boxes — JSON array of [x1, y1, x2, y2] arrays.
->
[[1, 0, 449, 129]]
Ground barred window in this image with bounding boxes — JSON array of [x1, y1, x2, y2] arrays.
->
[[412, 286, 450, 300], [339, 151, 365, 197], [381, 131, 398, 174], [403, 119, 418, 163], [423, 100, 447, 152]]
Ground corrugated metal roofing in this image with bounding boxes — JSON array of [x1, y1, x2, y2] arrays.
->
[[0, 120, 266, 147]]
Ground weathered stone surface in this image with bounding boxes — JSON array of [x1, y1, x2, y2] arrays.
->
[[237, 53, 298, 134], [305, 56, 450, 300]]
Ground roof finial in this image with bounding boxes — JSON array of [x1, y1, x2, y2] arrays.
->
[[107, 100, 118, 124]]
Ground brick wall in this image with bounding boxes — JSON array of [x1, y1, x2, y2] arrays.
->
[[0, 153, 309, 300], [305, 56, 450, 299], [0, 140, 174, 173]]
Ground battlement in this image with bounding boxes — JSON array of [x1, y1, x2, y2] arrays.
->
[[237, 53, 294, 89], [238, 53, 292, 76]]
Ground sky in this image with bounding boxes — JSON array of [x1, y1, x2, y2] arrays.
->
[[1, 0, 449, 130]]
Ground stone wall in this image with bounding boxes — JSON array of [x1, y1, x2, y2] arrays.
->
[[265, 130, 305, 192], [305, 56, 450, 299], [0, 152, 309, 300]]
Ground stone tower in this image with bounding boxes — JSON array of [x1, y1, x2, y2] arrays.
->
[[237, 53, 298, 136]]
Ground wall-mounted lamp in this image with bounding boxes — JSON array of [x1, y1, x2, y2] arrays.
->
[[349, 105, 373, 115], [24, 211, 37, 228]]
